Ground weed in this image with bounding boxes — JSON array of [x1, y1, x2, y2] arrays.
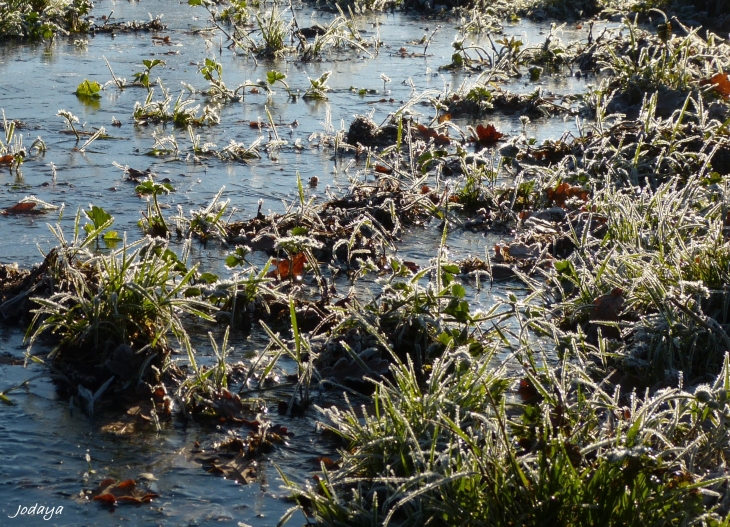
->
[[136, 178, 174, 237], [133, 80, 220, 127], [304, 71, 332, 100], [26, 213, 214, 378]]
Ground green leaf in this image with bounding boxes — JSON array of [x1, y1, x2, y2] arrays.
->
[[188, 0, 203, 5], [136, 180, 175, 195], [267, 70, 286, 85], [198, 272, 219, 284], [442, 264, 460, 274], [444, 298, 471, 323], [103, 230, 121, 241], [75, 80, 102, 98], [554, 259, 576, 278], [84, 205, 112, 229], [184, 287, 202, 297], [291, 226, 308, 236], [451, 283, 466, 299], [225, 246, 251, 268], [143, 59, 165, 71]]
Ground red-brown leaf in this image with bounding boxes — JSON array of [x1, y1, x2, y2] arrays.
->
[[517, 378, 539, 402], [268, 253, 307, 279], [416, 123, 450, 144], [475, 124, 503, 144], [374, 164, 392, 174], [700, 72, 730, 99], [92, 493, 117, 505], [546, 182, 589, 208], [90, 478, 159, 506], [0, 155, 14, 164], [5, 201, 37, 214]]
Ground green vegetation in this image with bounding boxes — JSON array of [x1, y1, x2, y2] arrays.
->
[[0, 0, 92, 39], [25, 210, 213, 379], [2, 0, 730, 523]]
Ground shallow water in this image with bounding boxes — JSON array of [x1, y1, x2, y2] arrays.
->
[[0, 2, 591, 525]]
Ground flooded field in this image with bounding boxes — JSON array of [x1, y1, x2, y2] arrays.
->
[[2, 0, 730, 525]]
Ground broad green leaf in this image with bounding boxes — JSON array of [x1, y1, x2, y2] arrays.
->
[[267, 70, 285, 85], [75, 80, 102, 98], [198, 272, 219, 284], [84, 205, 112, 229]]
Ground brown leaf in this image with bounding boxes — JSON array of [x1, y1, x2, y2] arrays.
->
[[4, 201, 37, 214], [416, 123, 450, 144], [546, 182, 589, 208], [591, 288, 624, 322], [92, 493, 117, 505], [212, 389, 245, 419], [317, 456, 341, 469], [517, 378, 539, 402], [90, 478, 159, 506], [474, 124, 503, 144], [207, 454, 257, 485], [0, 155, 14, 164], [494, 242, 540, 262], [700, 72, 730, 99], [374, 164, 392, 174], [403, 261, 419, 272], [437, 113, 452, 124], [268, 253, 306, 280]]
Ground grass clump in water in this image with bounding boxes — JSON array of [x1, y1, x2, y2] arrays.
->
[[24, 210, 215, 384]]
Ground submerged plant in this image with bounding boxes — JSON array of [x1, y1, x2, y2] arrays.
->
[[303, 71, 332, 100], [133, 80, 220, 127]]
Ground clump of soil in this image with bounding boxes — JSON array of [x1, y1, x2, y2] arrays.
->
[[346, 115, 398, 147]]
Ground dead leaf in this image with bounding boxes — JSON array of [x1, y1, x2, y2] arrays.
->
[[517, 378, 539, 402], [494, 242, 541, 262], [206, 454, 257, 485], [474, 123, 504, 144], [374, 164, 393, 174], [416, 123, 450, 144], [403, 261, 419, 272], [437, 113, 452, 124], [546, 182, 589, 208], [591, 288, 624, 322], [268, 253, 306, 279], [317, 456, 341, 470], [100, 421, 137, 436], [4, 201, 37, 214], [90, 478, 159, 506], [700, 72, 730, 99], [0, 155, 14, 164], [211, 389, 245, 419]]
